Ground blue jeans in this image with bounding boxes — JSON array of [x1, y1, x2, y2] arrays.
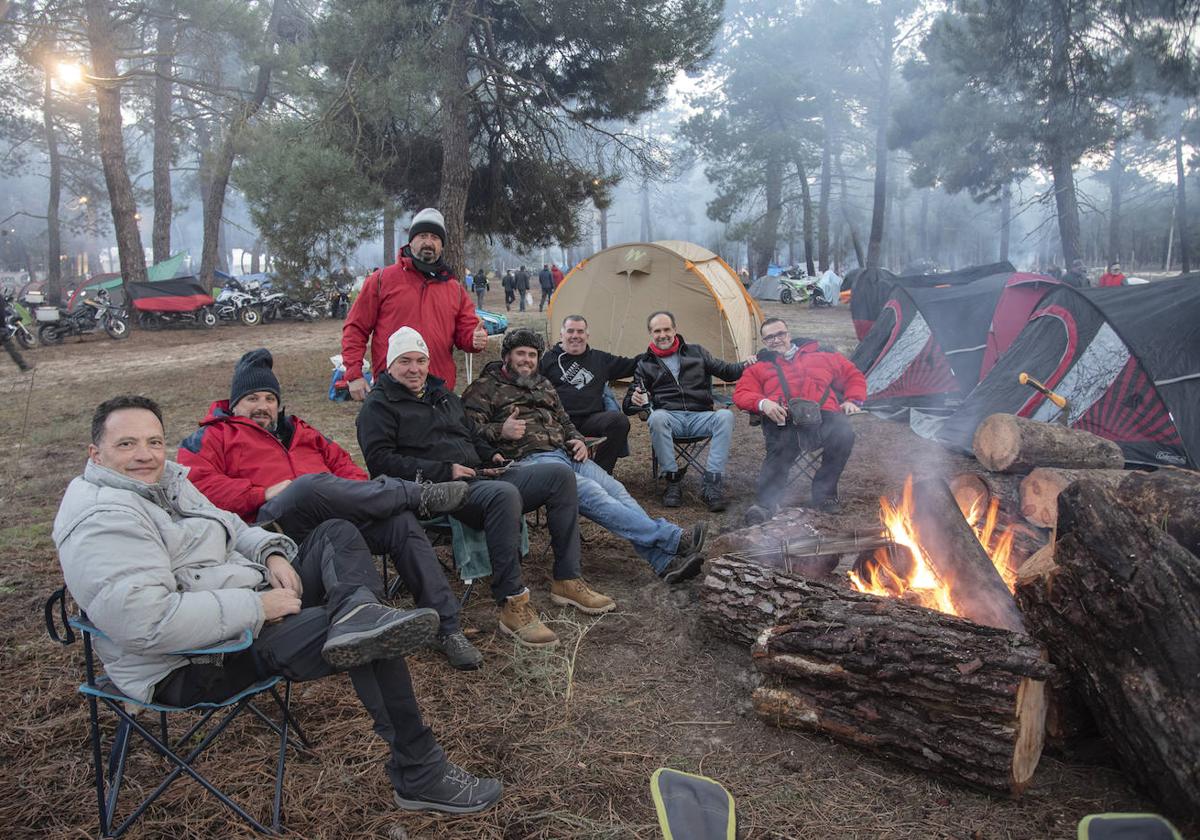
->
[[647, 409, 735, 476], [521, 450, 683, 572]]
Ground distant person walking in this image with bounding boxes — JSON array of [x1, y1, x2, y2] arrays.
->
[[551, 264, 565, 288], [474, 272, 489, 309], [1062, 259, 1089, 289], [1098, 261, 1125, 288], [538, 265, 555, 311], [514, 266, 530, 312], [502, 270, 516, 311]]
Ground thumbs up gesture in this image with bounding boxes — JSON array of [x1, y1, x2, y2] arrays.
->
[[472, 321, 489, 351], [500, 405, 527, 440]]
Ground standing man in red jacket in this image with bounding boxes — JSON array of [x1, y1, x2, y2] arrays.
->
[[343, 208, 488, 396], [178, 349, 486, 671], [733, 318, 866, 520]]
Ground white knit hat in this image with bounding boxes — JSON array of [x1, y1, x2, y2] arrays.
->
[[408, 208, 446, 244], [386, 326, 430, 368]]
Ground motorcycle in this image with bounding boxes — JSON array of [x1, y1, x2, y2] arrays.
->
[[137, 305, 218, 330], [327, 283, 351, 319], [38, 288, 130, 344], [3, 292, 37, 350], [214, 277, 263, 326]]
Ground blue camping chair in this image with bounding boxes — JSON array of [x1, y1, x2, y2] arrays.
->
[[45, 587, 311, 837]]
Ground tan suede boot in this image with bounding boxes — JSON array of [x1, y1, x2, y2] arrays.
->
[[550, 579, 616, 615], [498, 590, 559, 648]]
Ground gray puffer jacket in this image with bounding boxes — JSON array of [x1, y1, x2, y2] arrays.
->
[[54, 459, 297, 702]]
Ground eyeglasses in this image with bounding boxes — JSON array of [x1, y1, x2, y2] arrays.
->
[[762, 330, 790, 342]]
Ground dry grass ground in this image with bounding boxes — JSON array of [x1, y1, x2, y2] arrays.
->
[[0, 298, 1181, 839]]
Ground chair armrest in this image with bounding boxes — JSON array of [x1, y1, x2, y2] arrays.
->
[[172, 628, 254, 656]]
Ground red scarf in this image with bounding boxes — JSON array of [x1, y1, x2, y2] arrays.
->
[[648, 336, 680, 358]]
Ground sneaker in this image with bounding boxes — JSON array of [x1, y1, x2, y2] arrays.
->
[[700, 472, 727, 512], [661, 474, 684, 508], [418, 480, 470, 519], [676, 521, 709, 557], [322, 604, 439, 669], [393, 762, 503, 814], [816, 497, 844, 515], [498, 590, 559, 648], [658, 552, 705, 585], [743, 504, 773, 526], [434, 630, 483, 671], [550, 578, 616, 615]]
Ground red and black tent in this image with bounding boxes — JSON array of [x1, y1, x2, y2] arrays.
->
[[851, 271, 1059, 411], [126, 278, 214, 312], [932, 275, 1200, 468], [850, 261, 1015, 340]]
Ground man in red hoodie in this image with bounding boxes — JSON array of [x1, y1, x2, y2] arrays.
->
[[733, 318, 866, 519], [343, 208, 488, 396], [178, 348, 485, 671]]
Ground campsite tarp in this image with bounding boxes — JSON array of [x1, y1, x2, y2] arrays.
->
[[850, 261, 1015, 340], [928, 275, 1200, 469], [127, 277, 214, 312], [748, 275, 784, 301], [851, 271, 1058, 411], [548, 241, 763, 362], [66, 253, 191, 308]]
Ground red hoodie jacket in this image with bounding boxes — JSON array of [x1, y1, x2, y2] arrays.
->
[[342, 256, 479, 390], [734, 340, 866, 414], [177, 400, 366, 522]]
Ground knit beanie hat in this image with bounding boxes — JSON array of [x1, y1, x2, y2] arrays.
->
[[230, 348, 281, 408], [408, 208, 446, 244], [501, 328, 545, 358], [386, 326, 430, 368]]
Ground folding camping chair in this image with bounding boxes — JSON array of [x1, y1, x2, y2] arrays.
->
[[648, 392, 735, 486], [44, 586, 311, 837], [747, 413, 824, 493]]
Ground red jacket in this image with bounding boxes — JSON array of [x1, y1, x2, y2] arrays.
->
[[1098, 272, 1125, 288], [551, 265, 565, 287], [177, 400, 367, 522], [734, 341, 866, 414], [342, 256, 480, 390]]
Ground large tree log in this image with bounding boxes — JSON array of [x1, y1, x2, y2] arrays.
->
[[910, 478, 1025, 632], [1119, 467, 1200, 556], [973, 414, 1124, 474], [701, 556, 821, 647], [1018, 467, 1127, 529], [1014, 480, 1200, 819], [750, 581, 1051, 796]]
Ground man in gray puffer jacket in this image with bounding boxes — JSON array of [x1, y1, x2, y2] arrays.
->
[[53, 395, 502, 815]]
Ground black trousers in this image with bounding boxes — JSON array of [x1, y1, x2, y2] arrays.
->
[[153, 520, 447, 796], [451, 461, 582, 602], [538, 288, 553, 310], [255, 473, 460, 635], [756, 410, 855, 509], [504, 288, 515, 309], [574, 411, 631, 474]]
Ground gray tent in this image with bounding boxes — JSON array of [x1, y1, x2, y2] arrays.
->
[[748, 275, 784, 301]]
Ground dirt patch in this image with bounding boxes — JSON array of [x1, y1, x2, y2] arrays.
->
[[0, 305, 1178, 839]]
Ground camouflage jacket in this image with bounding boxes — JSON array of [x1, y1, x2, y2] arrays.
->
[[462, 361, 584, 461]]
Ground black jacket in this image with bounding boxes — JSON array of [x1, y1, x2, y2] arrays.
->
[[622, 336, 745, 414], [538, 268, 554, 290], [514, 270, 530, 291], [540, 343, 638, 423], [356, 372, 498, 482]]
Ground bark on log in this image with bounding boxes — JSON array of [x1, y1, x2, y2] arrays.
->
[[1018, 468, 1127, 529], [750, 581, 1051, 796], [1013, 480, 1200, 819], [973, 414, 1124, 474], [1119, 467, 1200, 556], [911, 478, 1025, 632], [701, 556, 821, 647]]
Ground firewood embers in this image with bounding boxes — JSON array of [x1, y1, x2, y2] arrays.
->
[[973, 413, 1124, 474]]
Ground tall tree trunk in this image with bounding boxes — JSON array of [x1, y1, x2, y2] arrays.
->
[[1107, 136, 1123, 264], [435, 0, 474, 278], [199, 0, 283, 290], [1175, 124, 1190, 274], [382, 205, 395, 265], [42, 69, 63, 305], [836, 151, 865, 268], [817, 107, 832, 271], [866, 7, 895, 269], [1047, 0, 1082, 267], [151, 0, 175, 263], [792, 154, 817, 277], [918, 188, 929, 260], [1049, 147, 1082, 267], [641, 179, 653, 241], [598, 204, 609, 250], [752, 150, 784, 278], [84, 0, 147, 291], [1000, 183, 1012, 263], [250, 237, 262, 273]]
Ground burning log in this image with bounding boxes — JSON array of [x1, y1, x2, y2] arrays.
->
[[701, 556, 823, 647], [950, 472, 1049, 566], [750, 582, 1051, 796], [950, 471, 1023, 515], [1118, 467, 1200, 556], [1014, 480, 1200, 819], [973, 414, 1124, 474], [1018, 467, 1126, 529]]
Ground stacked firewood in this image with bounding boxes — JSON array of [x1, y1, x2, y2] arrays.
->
[[701, 413, 1200, 819]]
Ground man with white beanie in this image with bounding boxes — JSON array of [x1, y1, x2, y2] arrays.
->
[[342, 208, 488, 394]]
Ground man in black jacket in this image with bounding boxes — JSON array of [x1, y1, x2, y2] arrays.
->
[[514, 266, 530, 311], [540, 315, 637, 473], [357, 327, 615, 652], [623, 311, 751, 511], [537, 265, 555, 311]]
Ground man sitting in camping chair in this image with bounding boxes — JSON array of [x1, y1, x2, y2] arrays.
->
[[54, 395, 502, 816], [356, 327, 615, 652], [734, 318, 866, 521]]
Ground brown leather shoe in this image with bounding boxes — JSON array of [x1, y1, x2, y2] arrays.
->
[[550, 578, 616, 615], [498, 590, 559, 648]]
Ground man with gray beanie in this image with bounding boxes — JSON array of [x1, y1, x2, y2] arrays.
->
[[343, 207, 488, 394], [178, 348, 487, 671]]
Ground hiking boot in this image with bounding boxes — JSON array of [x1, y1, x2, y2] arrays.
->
[[700, 471, 727, 512], [418, 480, 470, 519], [433, 630, 483, 671], [393, 762, 503, 814], [550, 578, 616, 615], [676, 520, 709, 557], [659, 552, 705, 585], [498, 590, 559, 648], [816, 497, 844, 515], [321, 604, 439, 669], [743, 504, 774, 526], [661, 472, 684, 507]]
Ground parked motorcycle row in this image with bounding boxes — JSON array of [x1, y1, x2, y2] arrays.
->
[[213, 277, 342, 326]]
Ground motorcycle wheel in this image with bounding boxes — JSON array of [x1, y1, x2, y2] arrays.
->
[[105, 316, 130, 339], [38, 323, 64, 345], [16, 326, 37, 349], [240, 307, 262, 326], [201, 308, 218, 328], [780, 288, 794, 304]]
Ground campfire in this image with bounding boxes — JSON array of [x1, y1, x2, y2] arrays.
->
[[848, 476, 1018, 616]]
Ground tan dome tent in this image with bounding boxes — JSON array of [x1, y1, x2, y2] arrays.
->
[[548, 241, 764, 361]]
